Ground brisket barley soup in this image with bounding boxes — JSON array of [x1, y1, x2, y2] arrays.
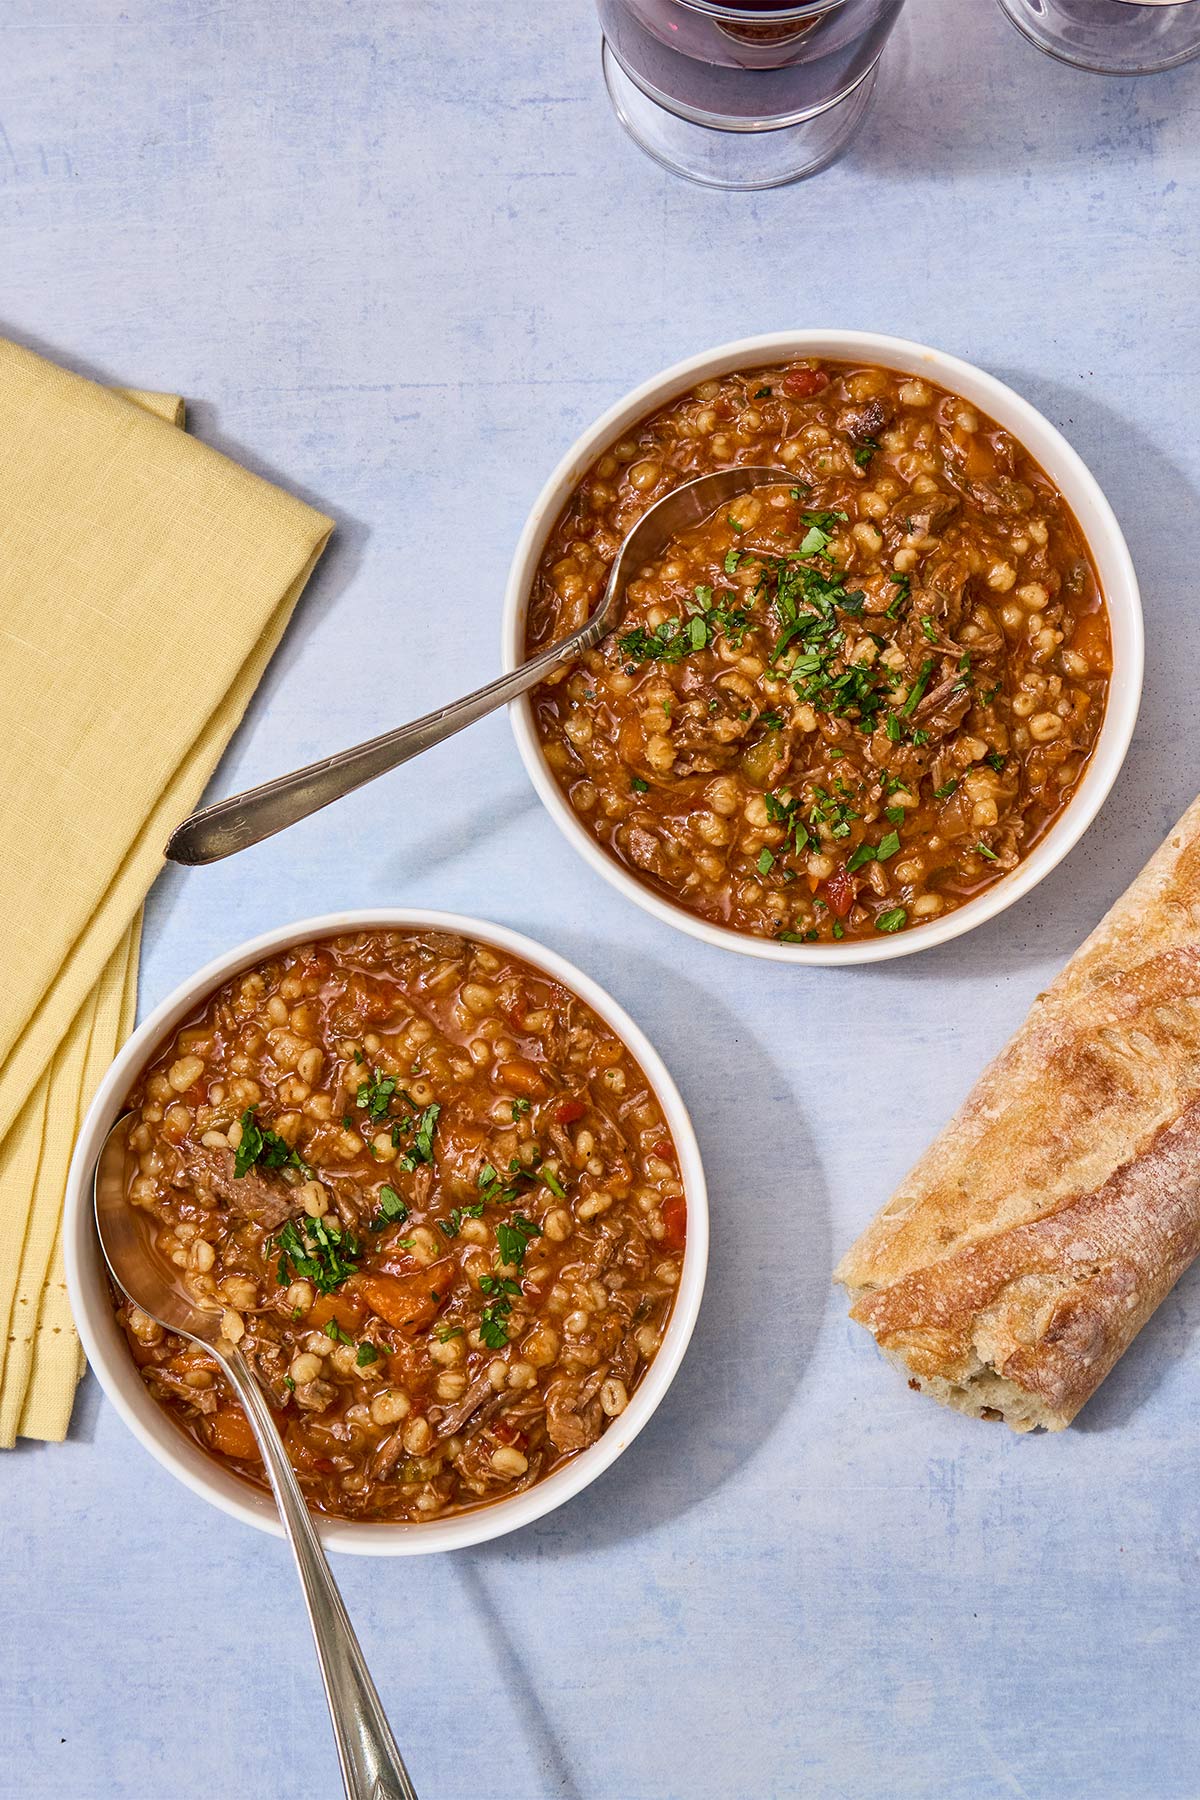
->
[[526, 360, 1111, 945], [114, 930, 686, 1523]]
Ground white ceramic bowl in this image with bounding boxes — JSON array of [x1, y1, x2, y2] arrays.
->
[[64, 910, 708, 1556], [502, 330, 1144, 964]]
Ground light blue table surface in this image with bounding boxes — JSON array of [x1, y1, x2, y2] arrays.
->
[[4, 3, 1200, 1796]]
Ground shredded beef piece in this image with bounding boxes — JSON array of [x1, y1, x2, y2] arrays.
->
[[840, 398, 890, 445], [293, 1378, 336, 1414], [621, 822, 674, 880], [435, 1372, 497, 1439], [968, 476, 1034, 517], [912, 672, 972, 737], [545, 1371, 604, 1453], [900, 491, 960, 539], [173, 1144, 295, 1231], [150, 1369, 218, 1414]]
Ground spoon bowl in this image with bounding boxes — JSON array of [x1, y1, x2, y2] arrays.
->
[[95, 1114, 225, 1345], [166, 464, 787, 864]]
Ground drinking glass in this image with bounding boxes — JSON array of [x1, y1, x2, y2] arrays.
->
[[596, 0, 907, 189], [995, 0, 1200, 72]]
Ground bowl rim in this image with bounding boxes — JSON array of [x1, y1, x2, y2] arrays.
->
[[64, 909, 709, 1557], [500, 329, 1144, 964]]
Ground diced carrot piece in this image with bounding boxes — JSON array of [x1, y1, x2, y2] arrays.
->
[[494, 1059, 549, 1099], [208, 1407, 259, 1462], [309, 1291, 368, 1332], [167, 1350, 218, 1376], [357, 1263, 451, 1334]]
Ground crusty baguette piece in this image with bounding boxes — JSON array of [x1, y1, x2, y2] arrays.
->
[[836, 794, 1200, 1431]]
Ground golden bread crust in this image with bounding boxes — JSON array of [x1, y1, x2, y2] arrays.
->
[[836, 795, 1200, 1429]]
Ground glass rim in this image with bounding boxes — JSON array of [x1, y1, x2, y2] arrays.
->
[[668, 0, 850, 20]]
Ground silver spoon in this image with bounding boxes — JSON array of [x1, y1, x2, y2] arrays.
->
[[94, 1113, 418, 1800], [166, 465, 787, 865]]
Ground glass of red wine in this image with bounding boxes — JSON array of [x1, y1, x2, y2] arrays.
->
[[996, 0, 1200, 71], [596, 0, 907, 188]]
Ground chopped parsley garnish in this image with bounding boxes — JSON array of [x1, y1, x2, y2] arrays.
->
[[631, 775, 649, 793], [479, 1273, 524, 1348], [985, 751, 1006, 772], [876, 907, 908, 933], [233, 1107, 310, 1181], [845, 830, 900, 874], [885, 573, 911, 618], [754, 385, 772, 398], [900, 658, 934, 718], [920, 615, 938, 644], [323, 1319, 354, 1346], [476, 1153, 566, 1209], [379, 1184, 407, 1220], [283, 1375, 296, 1393], [933, 779, 959, 799], [435, 1324, 464, 1343], [355, 1068, 397, 1121], [886, 805, 906, 823], [618, 583, 752, 665], [438, 1200, 485, 1238], [854, 438, 878, 467], [511, 1098, 531, 1119], [884, 714, 903, 743], [355, 1342, 379, 1367], [765, 791, 810, 858], [763, 549, 889, 728], [395, 1102, 440, 1173], [757, 847, 775, 876], [274, 1215, 360, 1295], [724, 548, 742, 574], [496, 1214, 543, 1270], [976, 842, 999, 861], [727, 514, 745, 533], [368, 1184, 408, 1231]]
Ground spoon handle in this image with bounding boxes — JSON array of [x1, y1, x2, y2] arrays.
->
[[165, 617, 604, 866], [220, 1347, 419, 1800]]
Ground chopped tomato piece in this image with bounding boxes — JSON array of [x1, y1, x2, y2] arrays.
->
[[662, 1195, 690, 1252], [652, 1138, 675, 1162], [492, 1420, 528, 1449], [357, 1262, 452, 1334], [782, 367, 829, 398], [309, 1291, 368, 1333], [554, 1098, 587, 1125], [822, 866, 856, 919], [494, 1058, 549, 1099], [208, 1406, 259, 1462], [661, 1195, 687, 1251]]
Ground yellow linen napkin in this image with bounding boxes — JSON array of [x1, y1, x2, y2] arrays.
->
[[0, 341, 333, 1445]]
